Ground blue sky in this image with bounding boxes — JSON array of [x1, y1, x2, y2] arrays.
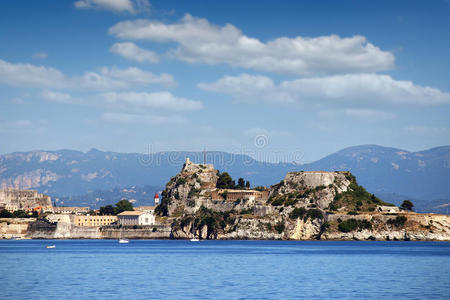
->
[[1, 0, 449, 162]]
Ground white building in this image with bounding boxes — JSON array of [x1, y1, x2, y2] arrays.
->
[[117, 211, 155, 226], [376, 205, 400, 213]]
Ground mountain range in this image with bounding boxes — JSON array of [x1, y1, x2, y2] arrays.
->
[[0, 145, 448, 213]]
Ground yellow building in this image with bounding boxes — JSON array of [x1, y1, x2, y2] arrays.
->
[[74, 215, 118, 227]]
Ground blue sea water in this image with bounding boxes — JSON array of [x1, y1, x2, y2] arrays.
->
[[0, 240, 449, 299]]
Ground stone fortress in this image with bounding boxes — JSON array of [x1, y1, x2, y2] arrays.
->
[[0, 189, 53, 213]]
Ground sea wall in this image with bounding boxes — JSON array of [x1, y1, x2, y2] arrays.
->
[[26, 219, 100, 239], [0, 218, 36, 239], [100, 225, 171, 239]]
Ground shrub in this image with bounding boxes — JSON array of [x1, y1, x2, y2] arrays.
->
[[347, 211, 359, 215], [188, 188, 200, 198], [305, 209, 323, 220], [338, 218, 372, 233], [240, 208, 253, 214], [234, 199, 241, 205], [359, 220, 372, 230], [387, 216, 407, 227], [400, 200, 414, 211], [284, 198, 298, 206], [0, 210, 13, 218], [274, 222, 285, 234], [289, 207, 307, 219], [338, 219, 359, 233], [271, 197, 285, 206], [177, 178, 187, 185]]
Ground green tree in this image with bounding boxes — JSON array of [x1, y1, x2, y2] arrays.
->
[[237, 178, 245, 189], [400, 200, 414, 211], [217, 172, 234, 189], [115, 199, 134, 214], [245, 181, 250, 189], [99, 205, 116, 215], [12, 210, 29, 218], [0, 209, 13, 218]]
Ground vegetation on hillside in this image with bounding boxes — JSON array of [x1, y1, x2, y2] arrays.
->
[[328, 174, 394, 212], [216, 172, 251, 189], [338, 218, 372, 233]]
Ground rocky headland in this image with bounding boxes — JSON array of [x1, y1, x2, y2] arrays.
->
[[3, 159, 449, 241], [155, 159, 450, 241]]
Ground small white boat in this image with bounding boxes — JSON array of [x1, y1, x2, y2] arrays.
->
[[46, 245, 56, 249], [119, 239, 129, 244], [190, 238, 200, 242]]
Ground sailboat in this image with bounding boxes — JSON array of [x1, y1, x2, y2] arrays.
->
[[119, 226, 129, 243]]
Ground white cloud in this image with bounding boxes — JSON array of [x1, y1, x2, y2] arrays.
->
[[101, 111, 186, 124], [0, 59, 174, 90], [199, 73, 450, 106], [318, 109, 396, 121], [198, 74, 292, 104], [74, 0, 150, 14], [0, 119, 47, 134], [99, 91, 203, 112], [41, 90, 76, 104], [110, 42, 159, 63], [99, 66, 174, 87], [0, 59, 69, 89], [109, 14, 394, 75], [32, 52, 48, 59]]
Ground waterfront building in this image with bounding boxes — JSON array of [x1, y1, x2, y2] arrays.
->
[[53, 206, 90, 215], [73, 215, 118, 227], [117, 211, 155, 226], [135, 206, 156, 213]]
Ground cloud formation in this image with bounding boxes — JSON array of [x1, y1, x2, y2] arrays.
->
[[101, 111, 186, 124], [0, 59, 174, 90], [318, 109, 396, 121], [199, 73, 450, 106], [99, 91, 203, 113], [110, 42, 159, 63], [74, 0, 150, 14], [109, 14, 394, 75]]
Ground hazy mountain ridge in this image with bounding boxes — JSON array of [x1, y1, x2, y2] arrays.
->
[[0, 145, 449, 212]]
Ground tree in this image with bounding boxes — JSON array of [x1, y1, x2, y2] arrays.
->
[[0, 209, 13, 218], [237, 178, 245, 189], [245, 181, 250, 189], [216, 172, 234, 189], [12, 210, 29, 218], [99, 205, 116, 215], [115, 199, 134, 214], [400, 200, 414, 211]]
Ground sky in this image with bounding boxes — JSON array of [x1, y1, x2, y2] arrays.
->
[[0, 0, 449, 163]]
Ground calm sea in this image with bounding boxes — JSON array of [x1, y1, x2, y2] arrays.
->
[[0, 240, 449, 299]]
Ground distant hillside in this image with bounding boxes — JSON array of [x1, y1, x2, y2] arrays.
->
[[0, 145, 449, 212]]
